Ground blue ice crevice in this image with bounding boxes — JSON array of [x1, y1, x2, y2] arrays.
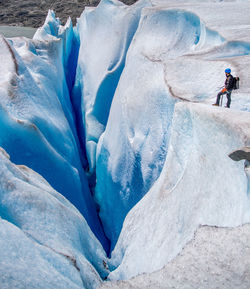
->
[[72, 0, 152, 185], [93, 7, 230, 252], [207, 40, 250, 59], [1, 0, 245, 277], [0, 11, 109, 252], [0, 147, 109, 288]]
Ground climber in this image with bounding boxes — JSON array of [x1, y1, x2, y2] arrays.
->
[[213, 68, 234, 108]]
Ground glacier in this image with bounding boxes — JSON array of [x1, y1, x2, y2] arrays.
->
[[0, 0, 250, 288], [107, 102, 250, 280], [0, 148, 108, 288], [100, 224, 250, 289], [0, 11, 109, 251], [72, 0, 151, 182], [94, 6, 226, 249]]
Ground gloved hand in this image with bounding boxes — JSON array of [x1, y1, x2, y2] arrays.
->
[[221, 87, 227, 93]]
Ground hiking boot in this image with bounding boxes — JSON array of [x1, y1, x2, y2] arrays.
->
[[212, 103, 219, 106]]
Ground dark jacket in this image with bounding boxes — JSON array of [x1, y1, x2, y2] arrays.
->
[[225, 74, 234, 91]]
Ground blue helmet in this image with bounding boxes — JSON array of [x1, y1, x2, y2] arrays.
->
[[225, 68, 231, 74]]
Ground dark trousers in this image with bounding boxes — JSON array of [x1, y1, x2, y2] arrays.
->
[[216, 90, 232, 107]]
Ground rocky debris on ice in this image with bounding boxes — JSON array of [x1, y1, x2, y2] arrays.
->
[[229, 147, 250, 161]]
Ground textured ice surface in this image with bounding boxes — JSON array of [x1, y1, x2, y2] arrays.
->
[[94, 2, 250, 250], [107, 103, 250, 280], [0, 148, 108, 289], [73, 0, 151, 178], [100, 224, 250, 289], [1, 0, 250, 287], [0, 11, 108, 248]]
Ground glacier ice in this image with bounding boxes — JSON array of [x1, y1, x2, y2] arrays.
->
[[100, 224, 250, 289], [0, 12, 108, 249], [94, 4, 240, 249], [107, 102, 250, 280], [0, 148, 108, 288], [0, 0, 250, 287], [72, 0, 152, 179], [0, 220, 85, 289]]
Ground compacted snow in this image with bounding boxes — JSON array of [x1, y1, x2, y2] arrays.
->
[[0, 0, 250, 288]]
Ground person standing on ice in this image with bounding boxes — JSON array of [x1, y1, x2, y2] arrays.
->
[[213, 68, 234, 108]]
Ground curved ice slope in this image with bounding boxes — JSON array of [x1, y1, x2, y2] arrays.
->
[[0, 14, 108, 248], [204, 40, 250, 59], [0, 220, 84, 289], [0, 148, 108, 288], [134, 8, 224, 60], [94, 7, 226, 250], [108, 103, 250, 280], [73, 0, 151, 177]]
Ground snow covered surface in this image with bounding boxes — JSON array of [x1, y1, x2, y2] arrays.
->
[[153, 0, 250, 43], [0, 0, 250, 288]]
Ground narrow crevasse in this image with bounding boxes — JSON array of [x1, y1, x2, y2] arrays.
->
[[94, 6, 226, 251], [33, 10, 111, 253], [72, 0, 152, 188], [0, 10, 109, 253], [1, 0, 250, 287], [107, 102, 250, 280], [0, 147, 109, 289]]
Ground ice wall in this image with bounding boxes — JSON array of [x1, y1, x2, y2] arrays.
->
[[94, 7, 227, 249], [73, 0, 151, 182], [0, 148, 108, 288], [0, 12, 108, 249], [108, 103, 250, 280], [1, 0, 250, 286]]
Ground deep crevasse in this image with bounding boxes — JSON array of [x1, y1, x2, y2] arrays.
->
[[72, 0, 152, 181], [74, 0, 250, 278], [0, 9, 109, 253], [0, 8, 111, 289], [1, 0, 250, 287]]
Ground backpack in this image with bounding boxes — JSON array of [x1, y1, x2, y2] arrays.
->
[[233, 76, 240, 90]]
